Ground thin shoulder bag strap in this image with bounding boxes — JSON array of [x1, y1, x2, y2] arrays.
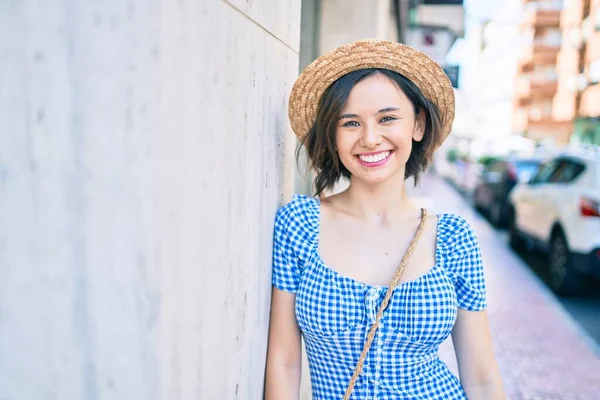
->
[[342, 208, 428, 400]]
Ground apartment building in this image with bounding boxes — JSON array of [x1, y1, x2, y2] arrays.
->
[[514, 0, 570, 143], [576, 0, 600, 144], [515, 0, 600, 145]]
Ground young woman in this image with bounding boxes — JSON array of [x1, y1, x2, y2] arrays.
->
[[265, 40, 505, 400]]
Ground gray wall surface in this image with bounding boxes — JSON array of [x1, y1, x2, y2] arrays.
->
[[0, 1, 300, 399]]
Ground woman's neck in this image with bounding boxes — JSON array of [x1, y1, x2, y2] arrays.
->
[[338, 177, 419, 225]]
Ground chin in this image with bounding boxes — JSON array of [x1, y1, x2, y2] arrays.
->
[[352, 170, 400, 186]]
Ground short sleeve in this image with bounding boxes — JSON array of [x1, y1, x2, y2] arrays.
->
[[272, 205, 301, 293], [440, 215, 487, 311]]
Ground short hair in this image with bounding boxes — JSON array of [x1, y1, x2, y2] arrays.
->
[[297, 68, 443, 197]]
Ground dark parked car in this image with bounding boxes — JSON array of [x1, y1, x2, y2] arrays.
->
[[473, 156, 543, 227]]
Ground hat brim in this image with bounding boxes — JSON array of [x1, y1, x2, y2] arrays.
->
[[288, 39, 455, 145]]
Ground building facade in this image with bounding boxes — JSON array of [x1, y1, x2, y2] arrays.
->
[[514, 0, 570, 143], [514, 0, 600, 145], [576, 0, 600, 144]]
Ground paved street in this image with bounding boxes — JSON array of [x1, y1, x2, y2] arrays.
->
[[408, 172, 600, 399], [512, 244, 600, 346], [446, 178, 600, 347]]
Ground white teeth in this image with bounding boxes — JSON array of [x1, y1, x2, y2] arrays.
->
[[358, 151, 391, 163]]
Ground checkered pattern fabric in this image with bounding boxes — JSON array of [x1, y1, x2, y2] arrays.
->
[[272, 195, 487, 399]]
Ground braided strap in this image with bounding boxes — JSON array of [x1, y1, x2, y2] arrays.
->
[[342, 208, 428, 400]]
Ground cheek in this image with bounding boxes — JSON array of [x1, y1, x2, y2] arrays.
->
[[334, 129, 346, 148], [335, 132, 354, 155], [338, 150, 355, 170]]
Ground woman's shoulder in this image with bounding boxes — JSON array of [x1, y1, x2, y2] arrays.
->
[[436, 213, 479, 249], [274, 194, 320, 237], [436, 214, 487, 309]]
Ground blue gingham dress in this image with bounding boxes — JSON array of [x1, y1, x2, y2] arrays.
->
[[272, 195, 487, 399]]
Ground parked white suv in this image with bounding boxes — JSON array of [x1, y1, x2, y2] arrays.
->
[[508, 145, 600, 294]]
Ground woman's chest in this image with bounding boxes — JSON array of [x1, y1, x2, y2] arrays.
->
[[318, 217, 438, 287], [295, 262, 458, 346]]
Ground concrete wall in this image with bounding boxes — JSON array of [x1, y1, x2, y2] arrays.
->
[[0, 1, 300, 399]]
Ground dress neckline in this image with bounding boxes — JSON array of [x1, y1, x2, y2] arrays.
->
[[299, 194, 442, 289]]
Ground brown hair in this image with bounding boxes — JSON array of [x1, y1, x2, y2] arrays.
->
[[297, 68, 443, 197]]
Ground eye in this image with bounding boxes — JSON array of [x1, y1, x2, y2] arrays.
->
[[380, 116, 397, 123], [342, 121, 360, 127]]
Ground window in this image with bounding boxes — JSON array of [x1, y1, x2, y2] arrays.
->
[[549, 159, 585, 183], [537, 0, 564, 11], [530, 159, 562, 184], [529, 99, 553, 120], [531, 66, 558, 83], [535, 29, 562, 47]]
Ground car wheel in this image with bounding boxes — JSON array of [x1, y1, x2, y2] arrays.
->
[[548, 231, 583, 295], [508, 208, 525, 251]]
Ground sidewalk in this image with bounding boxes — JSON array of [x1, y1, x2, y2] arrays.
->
[[409, 173, 600, 399]]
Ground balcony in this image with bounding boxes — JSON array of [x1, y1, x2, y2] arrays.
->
[[535, 50, 560, 64], [531, 80, 559, 96], [526, 119, 574, 144], [532, 41, 562, 54], [520, 41, 560, 66], [512, 109, 573, 139], [523, 9, 562, 28]]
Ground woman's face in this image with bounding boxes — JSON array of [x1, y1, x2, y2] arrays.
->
[[335, 73, 424, 185]]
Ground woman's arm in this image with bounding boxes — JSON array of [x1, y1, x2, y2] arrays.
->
[[452, 308, 505, 399], [265, 287, 302, 400]]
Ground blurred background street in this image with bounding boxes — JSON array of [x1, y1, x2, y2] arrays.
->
[[414, 173, 600, 344], [409, 172, 600, 399], [2, 0, 600, 399]]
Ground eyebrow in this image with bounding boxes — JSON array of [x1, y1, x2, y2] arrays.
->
[[338, 107, 400, 119]]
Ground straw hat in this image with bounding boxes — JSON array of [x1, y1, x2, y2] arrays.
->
[[288, 39, 455, 143]]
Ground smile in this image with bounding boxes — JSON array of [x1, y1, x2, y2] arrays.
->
[[356, 150, 393, 166]]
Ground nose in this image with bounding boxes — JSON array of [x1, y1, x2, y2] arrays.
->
[[360, 123, 382, 149]]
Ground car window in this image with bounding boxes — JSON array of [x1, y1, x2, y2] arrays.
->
[[530, 159, 562, 184], [515, 160, 542, 182], [549, 159, 585, 183]]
